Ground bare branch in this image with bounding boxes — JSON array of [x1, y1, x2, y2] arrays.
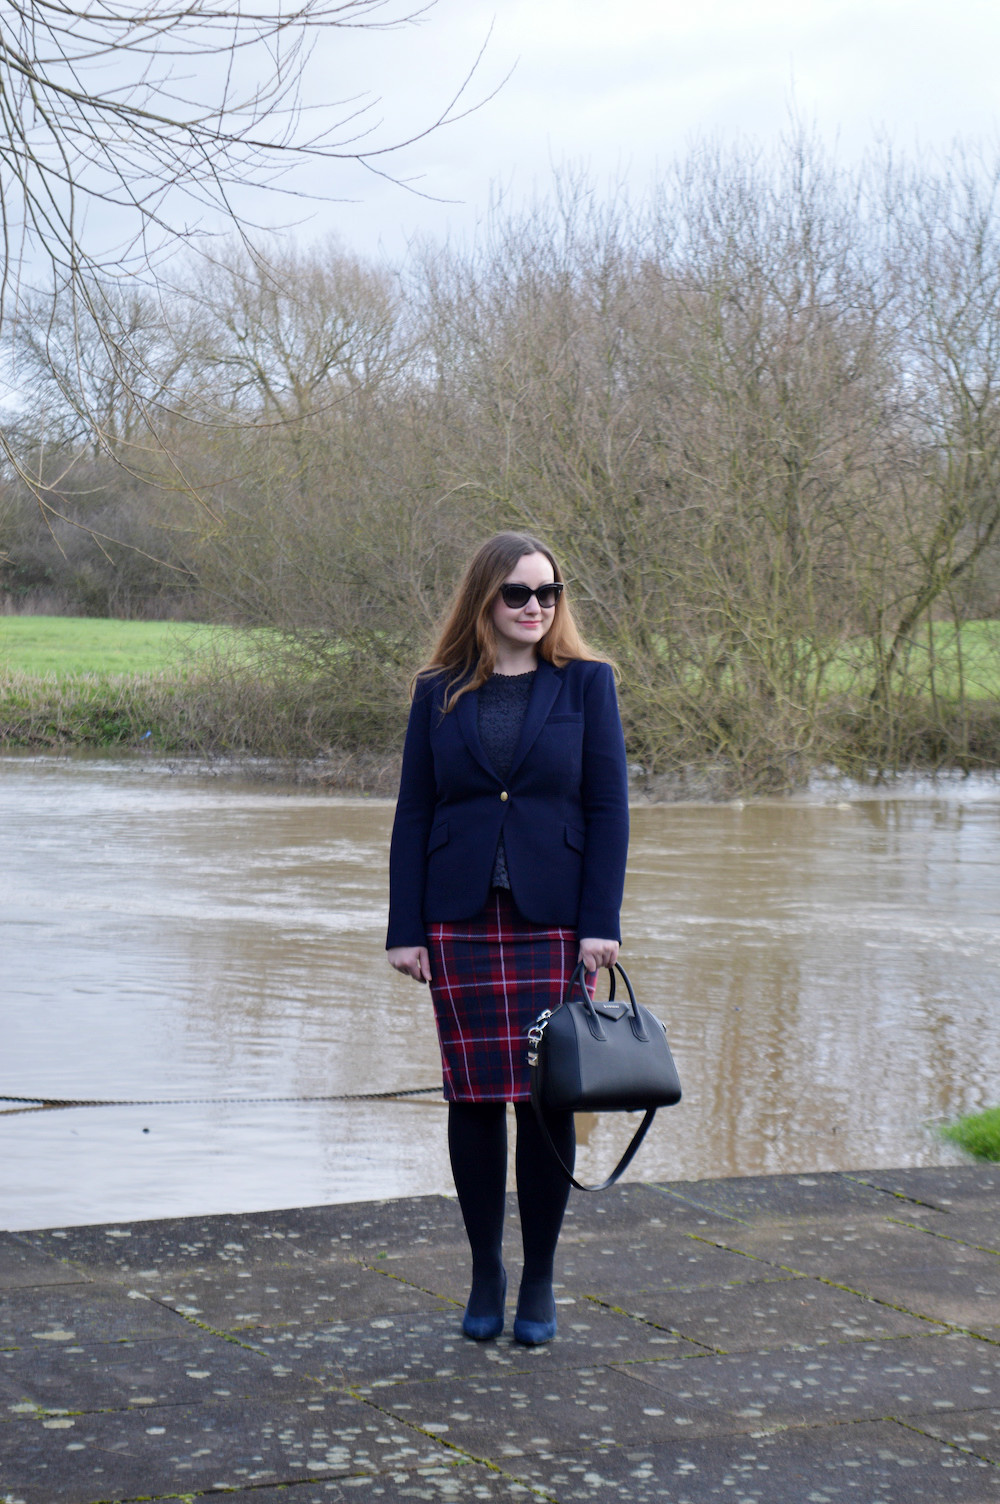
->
[[0, 0, 493, 299]]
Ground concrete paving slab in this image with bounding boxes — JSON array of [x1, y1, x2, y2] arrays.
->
[[917, 1216, 1000, 1256], [371, 1241, 769, 1311], [371, 1363, 666, 1457], [245, 1302, 704, 1393], [365, 1221, 760, 1311], [618, 1332, 1000, 1435], [648, 1172, 919, 1223], [19, 1214, 324, 1285], [137, 1260, 456, 1331], [0, 1332, 314, 1411], [6, 1168, 1000, 1503], [19, 1196, 467, 1281], [271, 1196, 470, 1259], [556, 1236, 798, 1296], [204, 1462, 539, 1501], [503, 1420, 1000, 1502], [0, 1392, 456, 1503], [0, 1282, 189, 1347], [247, 1312, 544, 1389], [705, 1212, 978, 1278], [833, 1261, 1000, 1334], [357, 1248, 478, 1305], [0, 1235, 91, 1291], [916, 1409, 1000, 1468], [850, 1166, 1000, 1212], [561, 1183, 745, 1237], [597, 1275, 945, 1350]]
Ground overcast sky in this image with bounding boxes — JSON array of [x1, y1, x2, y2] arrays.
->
[[269, 0, 1000, 260]]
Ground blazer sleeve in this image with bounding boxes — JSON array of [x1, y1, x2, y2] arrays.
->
[[385, 677, 438, 950], [577, 662, 630, 941]]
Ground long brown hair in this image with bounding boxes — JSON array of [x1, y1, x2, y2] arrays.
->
[[416, 531, 605, 711]]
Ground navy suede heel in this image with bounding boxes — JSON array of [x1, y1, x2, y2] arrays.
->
[[461, 1272, 507, 1341], [513, 1279, 558, 1346], [512, 1313, 557, 1346]]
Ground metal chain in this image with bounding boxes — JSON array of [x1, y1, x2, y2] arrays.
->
[[526, 1008, 553, 1067], [0, 1088, 442, 1110]]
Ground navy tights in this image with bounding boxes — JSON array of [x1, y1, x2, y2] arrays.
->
[[447, 1100, 575, 1325]]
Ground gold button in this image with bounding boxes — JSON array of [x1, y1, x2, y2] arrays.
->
[[500, 791, 509, 802]]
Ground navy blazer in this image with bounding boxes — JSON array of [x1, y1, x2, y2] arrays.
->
[[386, 657, 629, 949]]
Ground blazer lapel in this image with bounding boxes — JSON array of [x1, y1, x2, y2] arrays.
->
[[455, 684, 496, 778], [507, 659, 564, 779]]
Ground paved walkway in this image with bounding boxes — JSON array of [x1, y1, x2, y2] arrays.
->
[[3, 1165, 1000, 1502]]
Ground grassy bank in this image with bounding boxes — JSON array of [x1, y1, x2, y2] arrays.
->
[[941, 1109, 1000, 1162], [0, 616, 251, 677], [830, 620, 1000, 701], [0, 667, 405, 790], [0, 617, 406, 789], [3, 615, 1000, 792]]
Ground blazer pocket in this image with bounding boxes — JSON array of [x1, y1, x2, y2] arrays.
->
[[427, 821, 449, 854], [546, 714, 583, 724], [564, 823, 585, 853]]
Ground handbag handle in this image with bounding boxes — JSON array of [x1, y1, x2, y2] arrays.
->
[[567, 960, 651, 1045], [530, 958, 658, 1192]]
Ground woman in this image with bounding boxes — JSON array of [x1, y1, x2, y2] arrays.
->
[[386, 531, 629, 1346]]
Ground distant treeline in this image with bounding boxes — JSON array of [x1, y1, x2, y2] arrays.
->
[[3, 136, 1000, 789]]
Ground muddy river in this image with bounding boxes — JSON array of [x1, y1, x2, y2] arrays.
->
[[2, 756, 996, 1229]]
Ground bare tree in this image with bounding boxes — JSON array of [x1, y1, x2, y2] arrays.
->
[[0, 0, 486, 301], [0, 0, 492, 559], [181, 238, 406, 423], [8, 133, 1000, 784], [10, 283, 189, 455], [865, 152, 1000, 715]]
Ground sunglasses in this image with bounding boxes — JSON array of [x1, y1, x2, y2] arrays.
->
[[498, 582, 564, 610]]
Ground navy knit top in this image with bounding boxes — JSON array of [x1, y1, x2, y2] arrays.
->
[[478, 670, 535, 889]]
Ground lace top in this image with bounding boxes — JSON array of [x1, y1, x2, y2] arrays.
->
[[478, 670, 535, 889]]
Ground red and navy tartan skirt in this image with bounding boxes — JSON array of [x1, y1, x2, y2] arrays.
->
[[428, 888, 589, 1103]]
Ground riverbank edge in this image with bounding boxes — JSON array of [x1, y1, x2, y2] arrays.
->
[[4, 668, 1000, 797], [11, 745, 1000, 806]]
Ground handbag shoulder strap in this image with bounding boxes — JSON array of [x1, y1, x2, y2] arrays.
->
[[529, 1065, 659, 1192]]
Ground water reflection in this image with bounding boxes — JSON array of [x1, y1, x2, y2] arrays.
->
[[2, 756, 995, 1229]]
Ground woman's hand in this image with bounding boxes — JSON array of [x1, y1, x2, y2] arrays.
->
[[578, 938, 619, 973], [387, 945, 432, 983]]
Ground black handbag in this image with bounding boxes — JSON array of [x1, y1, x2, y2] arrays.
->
[[528, 960, 682, 1192]]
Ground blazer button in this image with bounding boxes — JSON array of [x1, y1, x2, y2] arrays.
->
[[500, 791, 509, 802]]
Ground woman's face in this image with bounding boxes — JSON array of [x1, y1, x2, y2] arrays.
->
[[491, 551, 558, 657]]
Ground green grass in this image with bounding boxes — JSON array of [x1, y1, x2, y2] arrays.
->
[[0, 616, 251, 679], [6, 614, 998, 697], [941, 1107, 1000, 1162], [826, 619, 1000, 701], [0, 615, 378, 758], [1, 611, 997, 771]]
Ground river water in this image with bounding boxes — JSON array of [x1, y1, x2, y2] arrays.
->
[[2, 756, 996, 1231]]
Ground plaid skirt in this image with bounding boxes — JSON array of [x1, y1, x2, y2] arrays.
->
[[428, 888, 587, 1103]]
